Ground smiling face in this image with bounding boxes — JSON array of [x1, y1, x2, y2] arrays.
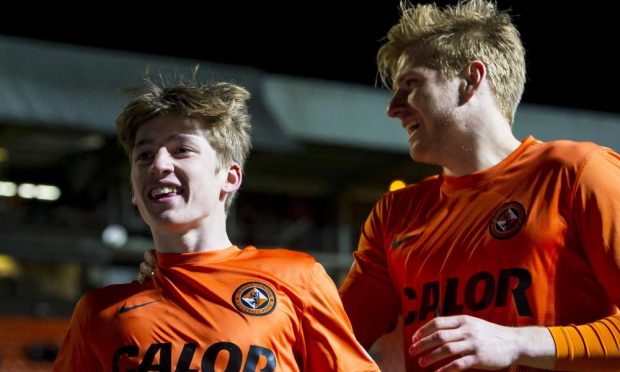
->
[[130, 114, 237, 233], [387, 52, 463, 167]]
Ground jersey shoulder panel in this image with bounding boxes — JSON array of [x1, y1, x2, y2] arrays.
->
[[534, 139, 605, 169], [241, 247, 316, 269], [387, 174, 442, 200], [372, 174, 442, 226], [239, 247, 317, 284], [80, 281, 158, 316]]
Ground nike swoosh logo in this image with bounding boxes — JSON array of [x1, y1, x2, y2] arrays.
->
[[391, 231, 423, 249], [118, 299, 161, 314]]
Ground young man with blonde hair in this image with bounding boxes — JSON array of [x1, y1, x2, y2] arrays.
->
[[339, 0, 620, 370], [53, 78, 379, 371]]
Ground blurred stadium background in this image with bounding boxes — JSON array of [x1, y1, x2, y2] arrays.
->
[[1, 6, 620, 367]]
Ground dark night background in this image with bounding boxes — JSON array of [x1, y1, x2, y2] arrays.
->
[[0, 1, 616, 114]]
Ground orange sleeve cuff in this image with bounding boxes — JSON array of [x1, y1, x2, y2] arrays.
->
[[548, 314, 620, 370]]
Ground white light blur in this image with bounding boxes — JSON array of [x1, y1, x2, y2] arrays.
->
[[102, 224, 128, 249], [0, 181, 17, 197], [0, 181, 61, 201], [36, 185, 61, 201], [17, 183, 37, 199]]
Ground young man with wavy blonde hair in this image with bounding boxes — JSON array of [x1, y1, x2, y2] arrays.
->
[[54, 77, 379, 372], [340, 0, 620, 370]]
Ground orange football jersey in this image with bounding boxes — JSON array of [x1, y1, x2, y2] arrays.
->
[[54, 246, 379, 371], [341, 136, 620, 371]]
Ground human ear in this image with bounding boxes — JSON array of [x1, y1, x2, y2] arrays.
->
[[221, 163, 242, 194], [460, 60, 486, 102]]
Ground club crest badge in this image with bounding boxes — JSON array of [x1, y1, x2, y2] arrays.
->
[[489, 201, 527, 240], [232, 281, 277, 316]]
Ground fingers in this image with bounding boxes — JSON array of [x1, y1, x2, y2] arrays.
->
[[410, 316, 521, 371], [409, 316, 471, 369], [139, 261, 155, 281], [409, 328, 465, 357], [416, 339, 470, 367], [434, 354, 478, 372], [144, 249, 157, 266], [136, 250, 157, 285], [413, 316, 464, 345], [136, 264, 154, 284]]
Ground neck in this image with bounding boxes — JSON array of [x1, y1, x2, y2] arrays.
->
[[151, 212, 233, 253], [442, 118, 521, 177]]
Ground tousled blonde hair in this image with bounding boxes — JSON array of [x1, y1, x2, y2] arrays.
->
[[117, 76, 251, 211], [377, 0, 525, 124]]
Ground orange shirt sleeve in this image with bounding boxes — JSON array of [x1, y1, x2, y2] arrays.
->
[[53, 293, 98, 372], [572, 148, 620, 307], [549, 314, 620, 371], [302, 262, 380, 371], [549, 148, 620, 370], [340, 194, 401, 349]]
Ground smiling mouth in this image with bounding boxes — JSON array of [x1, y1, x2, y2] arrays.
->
[[150, 186, 181, 200], [402, 118, 420, 134], [404, 122, 420, 137]]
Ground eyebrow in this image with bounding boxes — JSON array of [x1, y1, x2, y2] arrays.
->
[[394, 68, 426, 86], [133, 133, 200, 149], [392, 72, 414, 91]]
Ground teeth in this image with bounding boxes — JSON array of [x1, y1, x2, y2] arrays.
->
[[151, 186, 179, 198], [405, 122, 419, 133]]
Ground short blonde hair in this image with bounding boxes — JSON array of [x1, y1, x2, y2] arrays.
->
[[116, 77, 252, 211], [377, 0, 525, 124]]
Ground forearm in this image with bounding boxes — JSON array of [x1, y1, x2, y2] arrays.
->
[[512, 314, 620, 371], [548, 314, 620, 371], [513, 326, 556, 370]]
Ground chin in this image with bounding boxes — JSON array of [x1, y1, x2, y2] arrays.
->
[[150, 220, 193, 234], [409, 145, 424, 162], [409, 146, 436, 166], [145, 212, 182, 228]]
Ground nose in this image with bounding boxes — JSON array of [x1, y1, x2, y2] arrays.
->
[[387, 90, 408, 119], [150, 147, 174, 175]]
